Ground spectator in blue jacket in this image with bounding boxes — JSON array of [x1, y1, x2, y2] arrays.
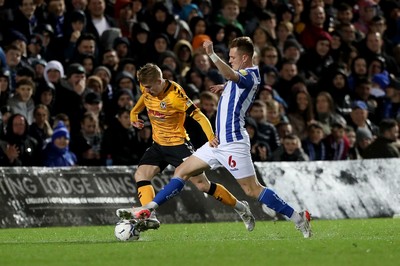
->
[[43, 121, 77, 167]]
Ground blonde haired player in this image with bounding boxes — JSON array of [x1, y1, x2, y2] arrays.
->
[[117, 63, 254, 231]]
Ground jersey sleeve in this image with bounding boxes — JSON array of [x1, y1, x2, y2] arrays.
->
[[237, 68, 258, 89]]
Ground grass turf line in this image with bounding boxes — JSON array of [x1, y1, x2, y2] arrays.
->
[[0, 218, 399, 266]]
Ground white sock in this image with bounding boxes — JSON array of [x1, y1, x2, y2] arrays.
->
[[289, 211, 303, 224], [235, 201, 246, 212], [146, 201, 159, 210]]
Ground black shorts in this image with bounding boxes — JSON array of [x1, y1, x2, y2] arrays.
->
[[138, 141, 196, 172]]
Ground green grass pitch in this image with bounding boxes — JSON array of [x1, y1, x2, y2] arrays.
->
[[1, 218, 399, 266]]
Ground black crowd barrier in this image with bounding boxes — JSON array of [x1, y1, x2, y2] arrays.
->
[[1, 159, 399, 228]]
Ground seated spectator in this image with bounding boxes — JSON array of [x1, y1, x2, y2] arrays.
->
[[43, 121, 77, 167], [276, 121, 293, 141], [7, 78, 35, 125], [315, 91, 347, 135], [363, 119, 400, 158], [302, 122, 328, 161], [101, 107, 140, 165], [0, 114, 41, 166], [245, 117, 270, 162], [271, 133, 309, 161], [348, 127, 373, 159], [346, 100, 379, 137], [287, 90, 315, 140], [70, 112, 103, 166], [29, 104, 53, 150], [325, 122, 351, 160]]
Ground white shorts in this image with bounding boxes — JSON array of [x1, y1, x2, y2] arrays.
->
[[194, 140, 256, 179]]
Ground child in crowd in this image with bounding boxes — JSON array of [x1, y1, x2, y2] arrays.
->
[[271, 134, 309, 161], [302, 122, 328, 161], [7, 79, 35, 125], [325, 122, 350, 160], [43, 121, 77, 167]]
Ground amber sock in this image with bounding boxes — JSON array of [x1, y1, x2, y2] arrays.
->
[[137, 180, 155, 206], [207, 182, 237, 207]]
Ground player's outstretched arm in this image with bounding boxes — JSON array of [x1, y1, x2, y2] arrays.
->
[[190, 108, 219, 147], [130, 95, 146, 129], [203, 40, 239, 83]]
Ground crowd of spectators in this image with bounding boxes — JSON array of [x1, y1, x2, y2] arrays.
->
[[0, 0, 400, 167]]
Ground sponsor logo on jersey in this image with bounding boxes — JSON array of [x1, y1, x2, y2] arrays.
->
[[148, 109, 166, 119]]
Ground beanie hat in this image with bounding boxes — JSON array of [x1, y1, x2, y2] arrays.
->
[[52, 121, 70, 141], [356, 127, 372, 143]]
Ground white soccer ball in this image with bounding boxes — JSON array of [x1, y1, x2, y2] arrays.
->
[[114, 220, 140, 241]]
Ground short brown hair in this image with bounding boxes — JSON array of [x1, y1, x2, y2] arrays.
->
[[137, 63, 162, 84], [230, 36, 254, 58]]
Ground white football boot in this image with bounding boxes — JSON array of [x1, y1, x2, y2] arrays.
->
[[235, 200, 255, 231], [296, 210, 312, 238]]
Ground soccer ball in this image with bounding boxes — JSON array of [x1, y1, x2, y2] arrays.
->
[[114, 220, 140, 241]]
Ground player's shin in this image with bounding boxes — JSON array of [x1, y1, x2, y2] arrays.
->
[[151, 177, 186, 206], [137, 180, 155, 206], [208, 182, 238, 208], [258, 188, 295, 218]]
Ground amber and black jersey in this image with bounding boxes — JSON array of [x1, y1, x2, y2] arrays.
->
[[130, 80, 213, 146]]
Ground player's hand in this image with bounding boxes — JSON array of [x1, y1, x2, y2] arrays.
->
[[203, 40, 214, 55], [209, 84, 225, 94], [209, 137, 219, 148], [132, 119, 144, 129]]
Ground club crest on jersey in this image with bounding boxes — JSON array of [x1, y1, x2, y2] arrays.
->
[[160, 101, 166, 109], [239, 69, 248, 76], [186, 100, 192, 107]]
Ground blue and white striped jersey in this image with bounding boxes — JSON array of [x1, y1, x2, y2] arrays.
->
[[215, 66, 260, 144]]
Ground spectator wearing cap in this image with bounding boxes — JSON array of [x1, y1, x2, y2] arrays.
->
[[53, 63, 87, 135], [85, 0, 116, 40], [363, 118, 400, 158], [30, 59, 47, 83], [347, 100, 378, 138], [7, 30, 29, 58], [113, 37, 131, 59], [348, 127, 373, 159], [281, 39, 303, 64], [43, 121, 77, 167]]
